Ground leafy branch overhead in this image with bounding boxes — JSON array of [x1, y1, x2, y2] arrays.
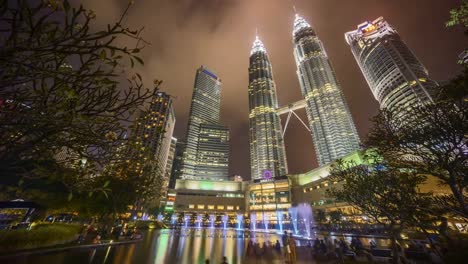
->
[[0, 0, 159, 196]]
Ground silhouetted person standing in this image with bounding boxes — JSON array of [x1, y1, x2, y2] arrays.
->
[[221, 256, 228, 264]]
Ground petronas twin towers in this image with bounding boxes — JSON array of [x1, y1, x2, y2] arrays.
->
[[249, 14, 360, 180]]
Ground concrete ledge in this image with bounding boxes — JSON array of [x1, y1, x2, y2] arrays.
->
[[0, 239, 142, 259]]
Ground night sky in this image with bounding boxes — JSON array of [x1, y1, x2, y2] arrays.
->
[[80, 0, 466, 179]]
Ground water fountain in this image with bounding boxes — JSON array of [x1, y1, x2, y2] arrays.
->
[[297, 203, 313, 237], [196, 214, 203, 228], [288, 207, 298, 234], [250, 214, 256, 231], [171, 214, 177, 226], [157, 213, 163, 222], [262, 213, 269, 231], [209, 214, 215, 228], [236, 214, 243, 230], [184, 215, 189, 228], [276, 211, 284, 233], [142, 213, 148, 220], [221, 214, 228, 229]]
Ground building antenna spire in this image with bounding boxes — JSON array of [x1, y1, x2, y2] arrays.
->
[[293, 5, 296, 13]]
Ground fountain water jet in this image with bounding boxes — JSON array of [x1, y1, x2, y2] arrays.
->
[[183, 215, 189, 228], [157, 213, 163, 222], [297, 203, 313, 237], [209, 214, 215, 228], [196, 214, 203, 228], [236, 214, 243, 230], [221, 214, 228, 229], [276, 211, 284, 233], [263, 213, 270, 231], [250, 214, 256, 231], [170, 214, 177, 226], [288, 207, 298, 234]]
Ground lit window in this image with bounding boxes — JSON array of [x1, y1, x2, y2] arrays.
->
[[189, 204, 194, 209], [217, 205, 224, 210], [197, 204, 205, 209], [227, 206, 234, 210], [208, 205, 214, 210]]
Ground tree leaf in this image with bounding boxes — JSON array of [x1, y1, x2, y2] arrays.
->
[[103, 180, 110, 188], [100, 49, 107, 61], [68, 192, 73, 201], [133, 56, 144, 65]]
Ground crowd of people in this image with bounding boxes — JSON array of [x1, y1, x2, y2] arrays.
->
[[243, 231, 298, 263], [77, 224, 143, 244]]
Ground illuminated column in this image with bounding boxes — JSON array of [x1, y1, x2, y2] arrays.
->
[[293, 14, 360, 166], [248, 36, 288, 180]]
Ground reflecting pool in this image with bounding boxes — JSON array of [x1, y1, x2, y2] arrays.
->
[[3, 228, 390, 264]]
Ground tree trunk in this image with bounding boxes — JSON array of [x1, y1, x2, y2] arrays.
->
[[391, 235, 399, 264], [447, 172, 468, 217]]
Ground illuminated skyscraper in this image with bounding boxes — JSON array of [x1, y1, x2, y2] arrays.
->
[[132, 92, 175, 174], [196, 123, 229, 179], [345, 17, 436, 113], [248, 36, 288, 180], [169, 140, 185, 189], [181, 66, 230, 180], [293, 14, 360, 166]]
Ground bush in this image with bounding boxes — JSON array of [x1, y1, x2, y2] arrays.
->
[[128, 220, 166, 229], [0, 223, 81, 252]]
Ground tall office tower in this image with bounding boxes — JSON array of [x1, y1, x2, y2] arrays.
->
[[248, 36, 288, 180], [166, 137, 177, 178], [196, 124, 230, 180], [169, 141, 185, 188], [345, 17, 436, 113], [132, 92, 176, 178], [162, 137, 177, 195], [181, 66, 229, 180], [292, 14, 360, 166]]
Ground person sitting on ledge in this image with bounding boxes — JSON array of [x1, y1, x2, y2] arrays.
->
[[92, 235, 101, 244]]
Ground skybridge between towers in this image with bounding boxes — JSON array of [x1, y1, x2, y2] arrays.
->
[[276, 99, 310, 137]]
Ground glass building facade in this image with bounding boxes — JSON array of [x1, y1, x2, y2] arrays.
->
[[248, 36, 288, 180], [345, 17, 436, 114], [181, 66, 229, 180], [248, 177, 291, 229], [196, 123, 229, 180], [293, 14, 361, 166], [132, 92, 175, 175]]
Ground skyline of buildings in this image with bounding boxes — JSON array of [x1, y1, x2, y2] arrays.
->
[[345, 17, 437, 114], [248, 36, 288, 180], [163, 15, 443, 186], [71, 8, 457, 229]]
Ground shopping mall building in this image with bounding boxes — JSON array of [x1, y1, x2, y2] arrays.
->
[[164, 151, 371, 226]]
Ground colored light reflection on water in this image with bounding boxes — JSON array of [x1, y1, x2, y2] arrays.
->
[[5, 228, 391, 264]]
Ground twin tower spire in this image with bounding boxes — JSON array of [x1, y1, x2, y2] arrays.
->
[[248, 13, 361, 180], [250, 14, 311, 54]]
